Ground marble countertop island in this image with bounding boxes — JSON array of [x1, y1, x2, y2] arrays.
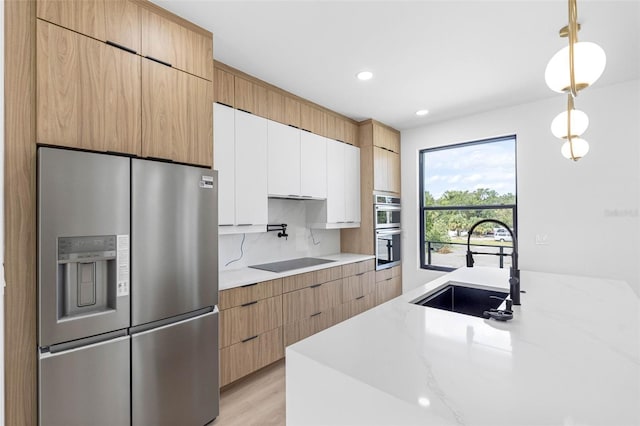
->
[[286, 267, 640, 426]]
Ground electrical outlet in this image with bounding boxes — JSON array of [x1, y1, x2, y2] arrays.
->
[[535, 234, 549, 245]]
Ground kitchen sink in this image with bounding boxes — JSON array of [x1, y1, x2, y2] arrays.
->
[[412, 282, 508, 318]]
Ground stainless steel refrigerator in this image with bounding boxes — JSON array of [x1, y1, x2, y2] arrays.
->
[[37, 147, 219, 426]]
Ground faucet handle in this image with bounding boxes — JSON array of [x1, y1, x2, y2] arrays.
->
[[489, 295, 513, 312]]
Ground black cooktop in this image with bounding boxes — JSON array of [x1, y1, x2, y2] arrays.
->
[[249, 257, 335, 273]]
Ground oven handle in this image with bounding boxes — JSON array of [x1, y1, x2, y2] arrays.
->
[[375, 205, 401, 211], [376, 229, 402, 236]]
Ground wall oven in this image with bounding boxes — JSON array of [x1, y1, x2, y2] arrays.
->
[[374, 195, 401, 229], [374, 195, 401, 270]]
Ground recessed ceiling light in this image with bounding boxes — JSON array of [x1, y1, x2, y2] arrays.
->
[[416, 109, 430, 116], [356, 71, 373, 81]]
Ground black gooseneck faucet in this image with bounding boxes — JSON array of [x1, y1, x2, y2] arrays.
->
[[466, 219, 521, 305]]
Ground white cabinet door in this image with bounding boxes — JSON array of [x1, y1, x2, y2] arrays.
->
[[235, 110, 268, 226], [326, 139, 345, 223], [268, 120, 301, 197], [300, 131, 327, 199], [213, 103, 235, 226], [344, 144, 361, 223]]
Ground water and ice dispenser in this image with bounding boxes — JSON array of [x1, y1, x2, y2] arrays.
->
[[57, 235, 118, 319]]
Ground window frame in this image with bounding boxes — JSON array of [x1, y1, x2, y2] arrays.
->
[[419, 135, 518, 272]]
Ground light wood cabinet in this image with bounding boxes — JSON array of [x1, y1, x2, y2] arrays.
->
[[373, 147, 400, 194], [267, 89, 286, 124], [141, 7, 212, 80], [343, 271, 375, 302], [235, 77, 268, 117], [214, 68, 235, 107], [285, 97, 301, 128], [342, 259, 375, 277], [300, 103, 326, 135], [283, 279, 343, 324], [375, 266, 402, 305], [141, 59, 212, 166], [37, 0, 140, 53], [341, 292, 376, 319], [219, 296, 283, 348], [284, 305, 342, 346], [37, 20, 141, 155], [219, 278, 283, 310], [374, 123, 400, 153], [220, 328, 283, 387], [344, 121, 358, 146], [219, 278, 284, 387]]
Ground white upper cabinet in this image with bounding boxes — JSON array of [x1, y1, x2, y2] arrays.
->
[[300, 131, 327, 199], [213, 103, 235, 226], [344, 143, 361, 223], [326, 138, 346, 224], [235, 110, 268, 227], [213, 104, 268, 234], [268, 120, 301, 197]]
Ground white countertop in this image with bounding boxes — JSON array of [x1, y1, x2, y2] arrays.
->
[[286, 267, 640, 426], [219, 253, 375, 290]]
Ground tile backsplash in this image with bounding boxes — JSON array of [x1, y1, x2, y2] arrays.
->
[[219, 199, 340, 270]]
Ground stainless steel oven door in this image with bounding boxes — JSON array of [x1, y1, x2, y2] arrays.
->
[[375, 228, 401, 270], [375, 205, 401, 229]]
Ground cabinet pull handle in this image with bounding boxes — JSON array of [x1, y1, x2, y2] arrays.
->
[[219, 224, 234, 227], [310, 312, 322, 317], [386, 277, 393, 282], [240, 282, 258, 288], [356, 295, 365, 300], [215, 101, 233, 108], [241, 300, 258, 307], [241, 335, 258, 343], [237, 224, 253, 226], [237, 108, 252, 115], [106, 40, 136, 55], [310, 283, 322, 289], [145, 56, 172, 67], [355, 272, 365, 277]]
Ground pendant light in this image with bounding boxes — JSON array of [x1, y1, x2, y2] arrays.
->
[[546, 0, 605, 162]]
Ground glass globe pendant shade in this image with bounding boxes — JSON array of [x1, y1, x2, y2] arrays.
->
[[561, 138, 590, 160], [545, 42, 607, 93], [551, 109, 589, 139]]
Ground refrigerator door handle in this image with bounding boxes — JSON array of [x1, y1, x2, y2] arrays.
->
[[40, 334, 130, 359], [130, 306, 217, 336], [45, 329, 129, 354]]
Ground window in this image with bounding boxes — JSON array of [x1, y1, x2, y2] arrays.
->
[[419, 136, 517, 271]]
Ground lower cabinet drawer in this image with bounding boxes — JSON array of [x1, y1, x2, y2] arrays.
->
[[284, 306, 341, 346], [219, 295, 283, 348], [219, 327, 283, 387], [343, 271, 375, 301], [283, 279, 342, 324], [341, 292, 376, 320], [376, 276, 402, 305]]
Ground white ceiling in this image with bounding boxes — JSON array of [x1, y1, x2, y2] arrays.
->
[[152, 0, 640, 130]]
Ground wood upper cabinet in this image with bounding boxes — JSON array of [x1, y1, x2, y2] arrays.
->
[[37, 0, 140, 53], [142, 59, 212, 166], [300, 103, 326, 135], [235, 77, 268, 117], [373, 146, 400, 194], [373, 122, 400, 153], [285, 97, 301, 128], [343, 120, 358, 146], [214, 67, 235, 107], [141, 7, 213, 80], [37, 20, 141, 155]]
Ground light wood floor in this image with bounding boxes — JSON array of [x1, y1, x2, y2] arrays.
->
[[210, 360, 286, 426]]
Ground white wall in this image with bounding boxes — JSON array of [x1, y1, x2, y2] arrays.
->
[[219, 199, 340, 270], [401, 79, 640, 296]]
